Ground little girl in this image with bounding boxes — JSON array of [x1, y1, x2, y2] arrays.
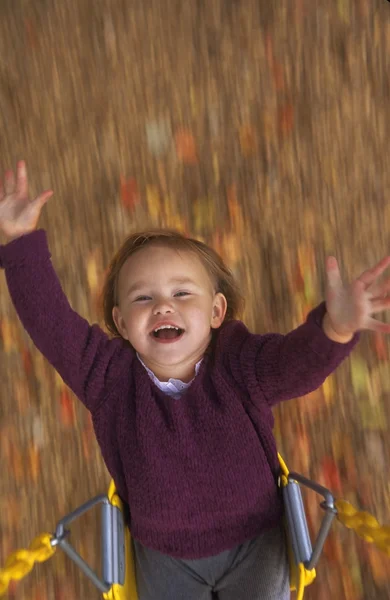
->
[[2, 161, 390, 600]]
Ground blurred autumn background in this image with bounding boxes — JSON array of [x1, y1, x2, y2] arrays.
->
[[1, 0, 390, 598]]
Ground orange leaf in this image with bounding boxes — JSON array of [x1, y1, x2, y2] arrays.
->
[[21, 348, 33, 376], [120, 176, 140, 211], [292, 263, 305, 293], [28, 446, 40, 483], [0, 318, 19, 353], [11, 445, 24, 482], [227, 184, 244, 234], [319, 456, 342, 494], [175, 129, 198, 164], [220, 233, 241, 268], [60, 388, 76, 427], [373, 332, 387, 361], [278, 103, 294, 135]]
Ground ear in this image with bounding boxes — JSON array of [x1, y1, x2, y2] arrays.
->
[[211, 293, 228, 329], [112, 306, 129, 339]]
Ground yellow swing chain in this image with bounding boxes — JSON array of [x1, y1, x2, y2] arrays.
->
[[0, 495, 389, 597], [334, 499, 390, 556], [0, 533, 56, 596]]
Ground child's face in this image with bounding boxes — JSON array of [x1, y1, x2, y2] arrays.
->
[[112, 244, 227, 381]]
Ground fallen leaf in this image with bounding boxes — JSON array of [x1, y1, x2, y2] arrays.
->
[[120, 176, 140, 212], [193, 198, 216, 233], [59, 388, 76, 427], [11, 445, 24, 482], [227, 184, 244, 235], [28, 446, 40, 483], [319, 455, 342, 494], [175, 129, 198, 164], [146, 185, 162, 223], [86, 252, 100, 295], [163, 206, 187, 233], [322, 375, 335, 407], [358, 391, 387, 431], [212, 152, 220, 184], [303, 270, 316, 304], [350, 356, 369, 395], [0, 318, 18, 353], [373, 332, 388, 361], [145, 119, 172, 157], [220, 233, 241, 268], [20, 348, 33, 377]]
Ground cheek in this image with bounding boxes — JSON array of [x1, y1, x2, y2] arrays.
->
[[186, 302, 213, 324], [124, 305, 147, 330]]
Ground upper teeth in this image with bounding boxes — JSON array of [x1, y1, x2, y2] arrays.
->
[[154, 325, 180, 332]]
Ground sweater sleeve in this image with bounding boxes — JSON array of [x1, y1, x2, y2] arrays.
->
[[224, 303, 359, 407], [0, 230, 132, 413]]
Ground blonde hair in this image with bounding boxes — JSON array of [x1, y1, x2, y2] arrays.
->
[[102, 229, 243, 337]]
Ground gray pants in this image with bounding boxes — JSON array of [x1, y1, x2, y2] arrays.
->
[[133, 525, 290, 600]]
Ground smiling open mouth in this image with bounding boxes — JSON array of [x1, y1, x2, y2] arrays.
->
[[152, 325, 185, 340]]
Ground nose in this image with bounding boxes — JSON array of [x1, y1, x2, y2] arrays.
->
[[152, 298, 175, 315]]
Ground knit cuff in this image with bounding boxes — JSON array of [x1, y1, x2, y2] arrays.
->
[[0, 230, 50, 269], [306, 301, 360, 354]]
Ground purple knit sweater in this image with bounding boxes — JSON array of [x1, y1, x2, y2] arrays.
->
[[0, 231, 359, 559]]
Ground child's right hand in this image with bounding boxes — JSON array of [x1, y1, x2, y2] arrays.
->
[[0, 161, 53, 240]]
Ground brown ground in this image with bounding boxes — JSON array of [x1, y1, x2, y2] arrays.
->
[[1, 1, 390, 598]]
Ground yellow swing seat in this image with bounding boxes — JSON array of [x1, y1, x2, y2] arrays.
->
[[100, 453, 337, 600]]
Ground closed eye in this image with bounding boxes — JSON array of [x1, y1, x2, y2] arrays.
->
[[174, 291, 191, 297]]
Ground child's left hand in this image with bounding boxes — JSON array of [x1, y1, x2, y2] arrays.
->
[[325, 255, 390, 338]]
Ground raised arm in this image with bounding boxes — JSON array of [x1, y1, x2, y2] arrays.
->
[[247, 303, 359, 406], [0, 162, 132, 412], [225, 255, 390, 406]]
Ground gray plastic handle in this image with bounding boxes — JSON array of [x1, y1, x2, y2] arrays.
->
[[52, 493, 126, 593], [283, 472, 337, 571]]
